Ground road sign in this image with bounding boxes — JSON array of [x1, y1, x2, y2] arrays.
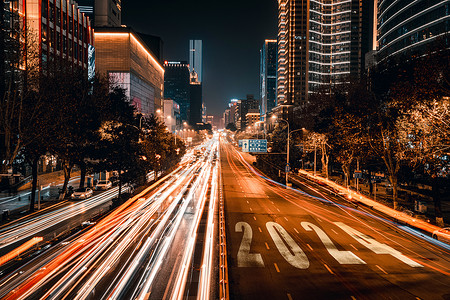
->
[[242, 139, 249, 152], [238, 140, 243, 148], [241, 139, 267, 153], [285, 164, 290, 173], [354, 171, 363, 179]]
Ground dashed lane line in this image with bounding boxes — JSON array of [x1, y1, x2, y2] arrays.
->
[[284, 217, 289, 221], [253, 216, 257, 221], [376, 265, 388, 275], [265, 242, 270, 250], [349, 244, 358, 251], [307, 244, 313, 251], [331, 229, 338, 235], [324, 264, 334, 275], [287, 293, 293, 300], [294, 228, 299, 234], [274, 263, 280, 273], [258, 227, 262, 233]]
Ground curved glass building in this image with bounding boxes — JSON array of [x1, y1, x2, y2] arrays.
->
[[377, 0, 450, 62]]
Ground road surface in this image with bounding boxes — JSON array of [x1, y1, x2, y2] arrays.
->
[[221, 139, 450, 300]]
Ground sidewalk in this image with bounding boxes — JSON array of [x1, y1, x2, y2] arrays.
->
[[297, 169, 448, 235], [0, 170, 81, 216]]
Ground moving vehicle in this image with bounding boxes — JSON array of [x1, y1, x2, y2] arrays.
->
[[71, 187, 94, 200], [433, 228, 450, 245], [96, 180, 112, 190]]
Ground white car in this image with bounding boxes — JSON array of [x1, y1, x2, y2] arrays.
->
[[71, 187, 93, 200], [96, 180, 112, 190], [432, 228, 450, 245]]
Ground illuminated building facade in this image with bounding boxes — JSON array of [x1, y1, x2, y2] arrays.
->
[[189, 70, 202, 126], [276, 0, 363, 120], [164, 61, 190, 122], [94, 27, 164, 115], [260, 39, 277, 121], [189, 40, 202, 83], [1, 0, 93, 78], [163, 99, 180, 133], [377, 0, 450, 63]]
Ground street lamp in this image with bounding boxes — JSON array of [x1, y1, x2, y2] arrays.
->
[[272, 115, 290, 187]]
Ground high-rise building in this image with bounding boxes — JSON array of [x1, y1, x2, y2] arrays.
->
[[376, 0, 450, 64], [164, 99, 180, 133], [189, 40, 203, 83], [95, 27, 164, 115], [164, 61, 190, 122], [276, 0, 364, 121], [76, 0, 94, 21], [189, 70, 203, 125], [237, 95, 259, 130], [260, 40, 277, 121], [76, 0, 121, 27]]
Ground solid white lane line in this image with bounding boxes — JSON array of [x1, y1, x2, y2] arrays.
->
[[376, 265, 388, 275], [265, 242, 270, 250], [274, 263, 280, 273]]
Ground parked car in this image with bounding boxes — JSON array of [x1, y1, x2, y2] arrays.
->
[[71, 187, 93, 200], [96, 180, 112, 190]]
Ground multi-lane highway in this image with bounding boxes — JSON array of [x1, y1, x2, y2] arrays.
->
[[221, 139, 450, 300], [1, 135, 449, 300], [0, 137, 220, 300]]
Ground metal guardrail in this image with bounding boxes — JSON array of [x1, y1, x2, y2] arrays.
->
[[218, 157, 229, 300]]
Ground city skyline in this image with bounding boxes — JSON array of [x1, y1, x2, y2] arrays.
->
[[121, 0, 278, 117]]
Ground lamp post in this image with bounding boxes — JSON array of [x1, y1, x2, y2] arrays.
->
[[272, 115, 290, 187]]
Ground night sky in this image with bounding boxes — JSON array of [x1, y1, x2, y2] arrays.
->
[[122, 0, 278, 119]]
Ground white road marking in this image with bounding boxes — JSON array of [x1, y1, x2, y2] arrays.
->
[[335, 222, 423, 268], [235, 222, 264, 267], [317, 218, 323, 222], [276, 208, 281, 212], [266, 222, 309, 269], [265, 242, 270, 250], [351, 296, 357, 300], [253, 216, 257, 221], [294, 228, 299, 234], [258, 227, 262, 233], [246, 200, 249, 204], [302, 222, 365, 265], [287, 293, 293, 300], [249, 207, 253, 212], [331, 229, 338, 235], [307, 244, 314, 251], [284, 217, 289, 221]]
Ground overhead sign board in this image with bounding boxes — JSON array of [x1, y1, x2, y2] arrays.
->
[[241, 139, 267, 153]]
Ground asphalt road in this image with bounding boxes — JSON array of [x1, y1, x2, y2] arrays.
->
[[221, 140, 450, 300]]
